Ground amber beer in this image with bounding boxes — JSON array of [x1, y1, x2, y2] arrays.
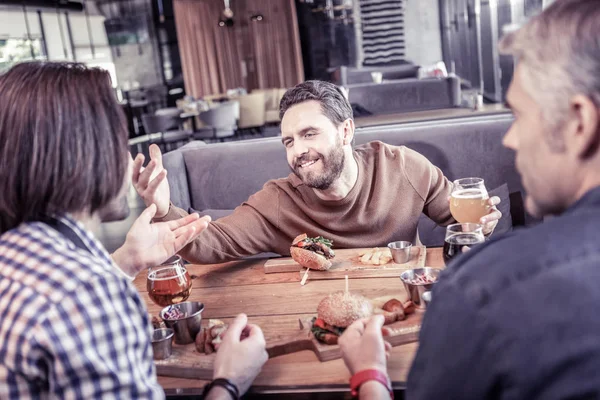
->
[[450, 188, 489, 223], [147, 256, 192, 307]]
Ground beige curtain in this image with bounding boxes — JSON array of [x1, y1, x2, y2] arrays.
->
[[174, 0, 304, 97], [173, 0, 243, 98], [242, 0, 305, 89]]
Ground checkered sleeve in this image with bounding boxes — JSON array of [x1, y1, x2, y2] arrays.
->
[[31, 272, 165, 399]]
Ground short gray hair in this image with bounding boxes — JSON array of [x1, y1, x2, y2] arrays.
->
[[279, 80, 353, 126], [499, 0, 600, 145]]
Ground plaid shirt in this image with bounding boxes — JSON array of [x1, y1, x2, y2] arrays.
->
[[0, 215, 165, 399]]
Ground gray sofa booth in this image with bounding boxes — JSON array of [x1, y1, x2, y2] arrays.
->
[[163, 113, 532, 248], [345, 77, 462, 116]]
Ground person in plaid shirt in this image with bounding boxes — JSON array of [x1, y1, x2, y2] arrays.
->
[[0, 62, 267, 399]]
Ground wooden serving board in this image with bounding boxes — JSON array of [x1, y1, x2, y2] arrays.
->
[[154, 296, 423, 380], [263, 246, 426, 279]]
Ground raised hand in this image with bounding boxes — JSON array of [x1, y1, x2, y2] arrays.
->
[[111, 204, 210, 277], [132, 144, 171, 219]]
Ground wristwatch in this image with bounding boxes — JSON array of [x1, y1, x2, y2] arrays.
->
[[349, 369, 394, 399]]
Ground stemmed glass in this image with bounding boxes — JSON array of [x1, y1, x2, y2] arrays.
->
[[450, 177, 490, 223], [147, 255, 192, 307], [443, 223, 485, 263]]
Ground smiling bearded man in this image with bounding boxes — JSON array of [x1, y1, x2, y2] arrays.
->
[[132, 80, 503, 264]]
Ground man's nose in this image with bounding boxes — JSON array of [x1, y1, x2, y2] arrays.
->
[[293, 141, 309, 159]]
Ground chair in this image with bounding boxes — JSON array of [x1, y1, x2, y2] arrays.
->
[[193, 101, 239, 143], [252, 89, 285, 124], [141, 113, 191, 152], [234, 93, 266, 136]]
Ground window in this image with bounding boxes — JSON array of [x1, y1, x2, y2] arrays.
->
[[0, 37, 44, 72]]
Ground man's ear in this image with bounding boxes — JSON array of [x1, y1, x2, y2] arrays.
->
[[342, 118, 355, 146], [569, 94, 600, 159]]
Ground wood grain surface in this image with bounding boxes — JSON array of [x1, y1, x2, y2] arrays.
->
[[134, 247, 445, 394]]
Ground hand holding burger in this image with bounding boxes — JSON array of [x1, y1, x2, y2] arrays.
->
[[339, 315, 391, 375]]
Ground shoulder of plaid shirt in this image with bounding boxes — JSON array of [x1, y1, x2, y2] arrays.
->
[[0, 215, 165, 399]]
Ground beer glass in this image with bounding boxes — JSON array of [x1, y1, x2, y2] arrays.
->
[[443, 223, 485, 263], [450, 177, 490, 223], [147, 255, 192, 307]]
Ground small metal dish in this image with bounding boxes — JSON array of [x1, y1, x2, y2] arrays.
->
[[387, 241, 413, 264], [400, 268, 442, 309], [152, 328, 174, 360]]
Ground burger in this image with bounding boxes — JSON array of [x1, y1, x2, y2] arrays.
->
[[290, 234, 335, 271], [311, 291, 373, 344]]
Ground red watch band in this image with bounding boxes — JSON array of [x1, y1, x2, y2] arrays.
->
[[349, 369, 394, 399]]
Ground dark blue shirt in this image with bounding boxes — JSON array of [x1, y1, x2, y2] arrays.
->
[[407, 186, 600, 399]]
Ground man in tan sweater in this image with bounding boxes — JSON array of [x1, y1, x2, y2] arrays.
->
[[133, 81, 501, 264]]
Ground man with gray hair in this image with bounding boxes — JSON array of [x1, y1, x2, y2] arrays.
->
[[337, 1, 600, 398]]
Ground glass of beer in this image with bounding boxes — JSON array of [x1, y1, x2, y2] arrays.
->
[[443, 223, 485, 264], [450, 177, 490, 223], [147, 255, 192, 307]]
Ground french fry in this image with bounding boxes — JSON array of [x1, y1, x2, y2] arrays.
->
[[372, 250, 382, 265], [359, 247, 394, 265], [360, 252, 372, 263]]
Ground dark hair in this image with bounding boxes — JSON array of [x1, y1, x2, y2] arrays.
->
[[0, 62, 129, 233], [279, 80, 353, 125]]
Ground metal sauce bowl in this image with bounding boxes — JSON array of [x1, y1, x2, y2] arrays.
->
[[400, 268, 441, 309], [387, 241, 413, 264], [152, 328, 174, 360], [160, 301, 204, 345]]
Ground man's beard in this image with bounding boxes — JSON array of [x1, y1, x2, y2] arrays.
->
[[292, 144, 345, 190]]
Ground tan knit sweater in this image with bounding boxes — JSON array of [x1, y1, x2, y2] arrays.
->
[[156, 141, 453, 264]]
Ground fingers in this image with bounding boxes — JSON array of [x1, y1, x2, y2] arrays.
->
[[146, 169, 167, 195], [487, 196, 501, 207], [136, 204, 157, 226], [461, 245, 471, 253], [381, 326, 392, 337], [245, 324, 266, 346], [171, 217, 212, 252], [137, 160, 157, 190], [167, 213, 201, 230], [384, 341, 392, 359], [224, 313, 249, 343], [132, 153, 145, 185], [480, 209, 502, 225], [149, 144, 164, 168], [172, 216, 210, 239], [343, 318, 368, 339], [171, 226, 196, 252], [364, 315, 385, 336]]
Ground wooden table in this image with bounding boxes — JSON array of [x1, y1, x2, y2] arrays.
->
[[133, 248, 445, 396]]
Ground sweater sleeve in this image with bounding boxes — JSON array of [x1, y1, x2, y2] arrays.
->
[[154, 184, 286, 264], [401, 147, 454, 226]]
